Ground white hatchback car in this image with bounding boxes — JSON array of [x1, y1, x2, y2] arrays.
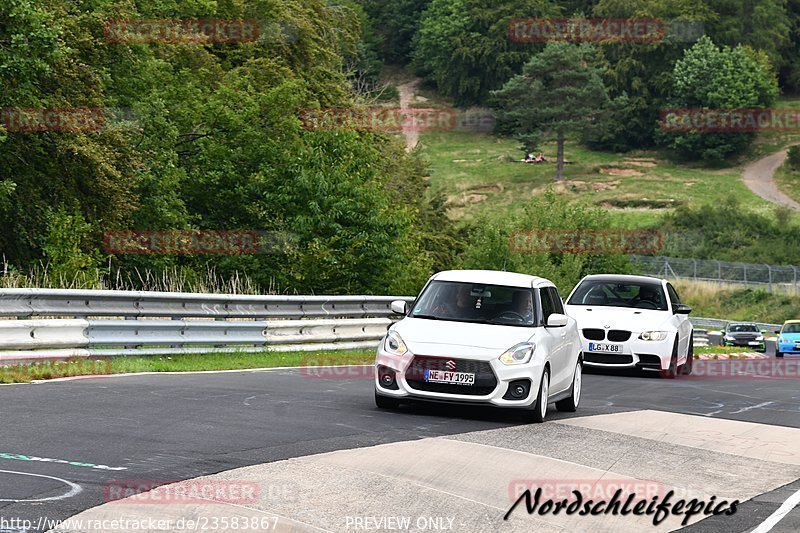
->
[[374, 270, 582, 422], [564, 274, 693, 377]]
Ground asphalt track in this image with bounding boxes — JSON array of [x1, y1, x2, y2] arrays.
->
[[2, 360, 800, 532]]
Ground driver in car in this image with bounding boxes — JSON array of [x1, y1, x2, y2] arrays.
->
[[510, 291, 534, 323], [633, 285, 661, 308]]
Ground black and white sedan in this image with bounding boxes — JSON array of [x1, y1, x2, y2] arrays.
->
[[564, 274, 693, 377]]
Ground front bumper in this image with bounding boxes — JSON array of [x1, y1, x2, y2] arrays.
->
[[375, 348, 546, 408], [579, 336, 674, 371], [778, 343, 800, 355], [724, 339, 765, 350]]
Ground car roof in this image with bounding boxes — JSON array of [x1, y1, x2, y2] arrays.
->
[[785, 320, 800, 324], [579, 274, 666, 285], [433, 270, 553, 289]]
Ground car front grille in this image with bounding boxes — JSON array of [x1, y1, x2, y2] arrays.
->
[[583, 328, 605, 341], [405, 355, 497, 396], [583, 352, 634, 365], [607, 330, 631, 342]]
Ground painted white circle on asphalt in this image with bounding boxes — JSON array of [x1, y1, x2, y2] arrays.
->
[[0, 469, 82, 502]]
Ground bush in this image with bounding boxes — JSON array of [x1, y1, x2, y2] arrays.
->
[[456, 190, 634, 294], [788, 146, 800, 170]]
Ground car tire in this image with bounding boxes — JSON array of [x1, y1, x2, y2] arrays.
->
[[526, 368, 550, 423], [556, 360, 582, 412], [679, 334, 693, 375], [661, 338, 679, 379], [375, 390, 400, 409], [776, 351, 784, 358]]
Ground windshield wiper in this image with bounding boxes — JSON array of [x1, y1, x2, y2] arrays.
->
[[411, 314, 440, 320]]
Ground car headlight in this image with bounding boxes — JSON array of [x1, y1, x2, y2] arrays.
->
[[724, 335, 734, 341], [383, 331, 408, 356], [780, 337, 786, 344], [639, 331, 669, 341], [756, 335, 764, 342], [499, 342, 536, 365]]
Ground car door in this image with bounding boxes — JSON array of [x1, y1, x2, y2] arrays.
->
[[666, 283, 691, 361], [541, 286, 572, 393]]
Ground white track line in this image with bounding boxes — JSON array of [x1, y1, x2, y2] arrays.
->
[[750, 486, 800, 533]]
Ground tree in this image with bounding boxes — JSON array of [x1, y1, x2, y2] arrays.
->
[[490, 42, 611, 180], [658, 36, 779, 161], [357, 0, 432, 64], [411, 0, 557, 105]]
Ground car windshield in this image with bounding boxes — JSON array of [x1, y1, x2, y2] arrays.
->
[[567, 280, 668, 311], [783, 324, 800, 334], [729, 324, 759, 332], [410, 281, 537, 327]]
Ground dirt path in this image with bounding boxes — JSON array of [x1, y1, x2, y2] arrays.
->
[[397, 78, 421, 151], [742, 147, 800, 210]]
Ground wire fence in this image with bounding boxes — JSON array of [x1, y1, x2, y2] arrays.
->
[[631, 255, 800, 295]]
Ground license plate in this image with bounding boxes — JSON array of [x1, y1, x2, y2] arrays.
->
[[748, 341, 761, 346], [588, 342, 622, 353], [424, 369, 475, 385]]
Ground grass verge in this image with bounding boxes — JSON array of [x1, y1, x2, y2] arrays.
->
[[0, 349, 375, 384], [774, 158, 800, 205], [674, 280, 800, 324], [694, 346, 766, 357]]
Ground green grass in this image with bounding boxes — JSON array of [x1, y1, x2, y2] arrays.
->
[[775, 159, 800, 204], [419, 130, 778, 226], [674, 280, 800, 324], [0, 349, 375, 384]]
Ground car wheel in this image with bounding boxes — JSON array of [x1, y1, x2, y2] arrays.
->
[[661, 338, 679, 379], [776, 351, 784, 358], [375, 390, 400, 409], [556, 360, 582, 412], [526, 368, 550, 423], [680, 334, 693, 375]]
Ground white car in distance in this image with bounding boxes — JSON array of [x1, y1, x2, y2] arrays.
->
[[564, 275, 693, 377], [374, 270, 582, 422]]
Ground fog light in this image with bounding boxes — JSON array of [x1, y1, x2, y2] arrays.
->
[[377, 365, 398, 390], [503, 379, 531, 400]]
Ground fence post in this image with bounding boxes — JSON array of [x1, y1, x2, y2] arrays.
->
[[693, 259, 697, 280], [767, 265, 773, 293], [717, 261, 722, 285]]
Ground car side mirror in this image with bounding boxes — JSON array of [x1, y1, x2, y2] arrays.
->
[[674, 303, 692, 315], [390, 300, 408, 315], [546, 313, 568, 327]]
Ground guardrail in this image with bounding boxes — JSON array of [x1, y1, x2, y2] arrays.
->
[[0, 289, 782, 364], [0, 289, 415, 363]]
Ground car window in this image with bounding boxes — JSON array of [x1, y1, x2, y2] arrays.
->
[[729, 324, 758, 332], [666, 283, 681, 306], [540, 287, 556, 322], [783, 324, 800, 334], [409, 280, 537, 327], [547, 287, 565, 315], [567, 280, 669, 311]]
